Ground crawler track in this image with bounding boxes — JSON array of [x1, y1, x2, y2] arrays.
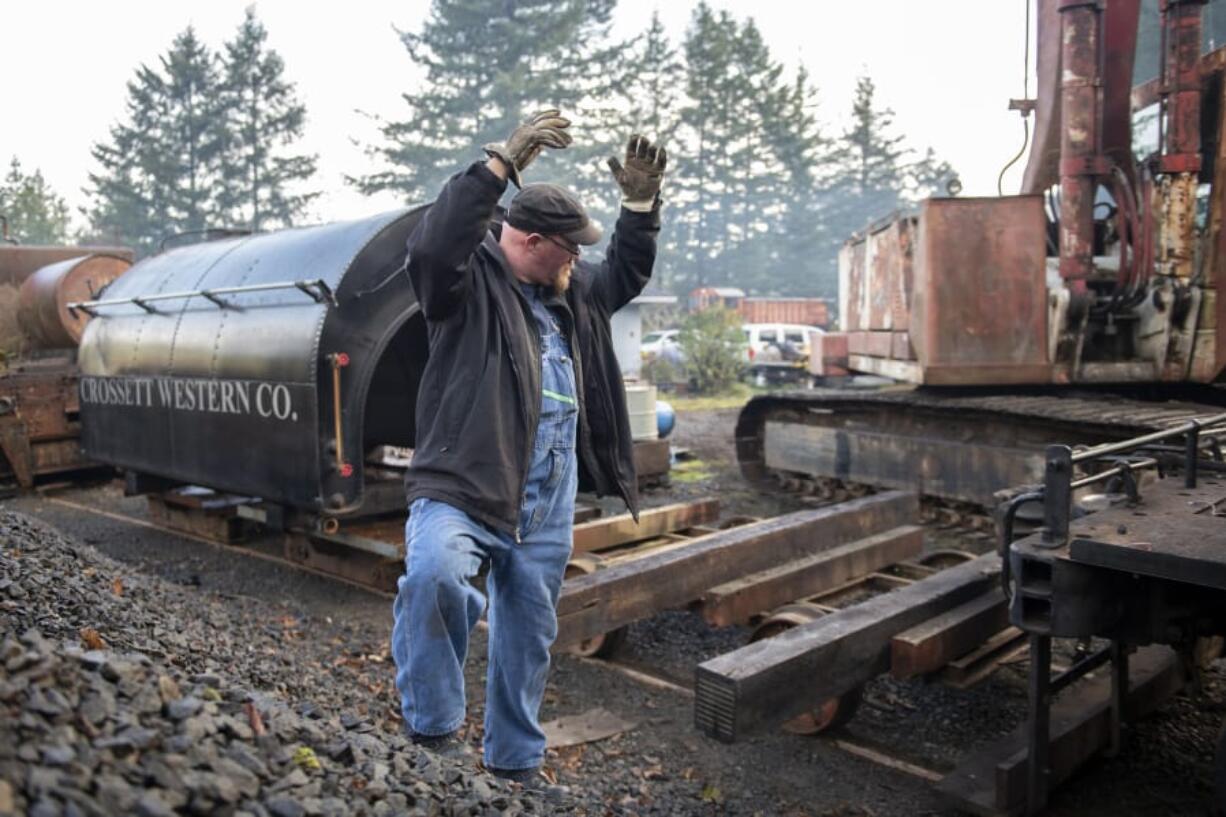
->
[[736, 386, 1226, 506]]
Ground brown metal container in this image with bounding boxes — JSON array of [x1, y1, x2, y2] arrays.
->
[[911, 196, 1050, 382], [738, 298, 830, 327], [0, 245, 132, 288], [18, 254, 131, 348]]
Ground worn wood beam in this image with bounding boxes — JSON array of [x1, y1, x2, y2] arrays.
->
[[891, 587, 1010, 679], [695, 552, 999, 743], [936, 645, 1183, 817], [571, 499, 720, 554], [701, 525, 924, 627], [555, 491, 918, 652]]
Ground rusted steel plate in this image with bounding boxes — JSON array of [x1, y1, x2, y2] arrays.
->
[[555, 491, 918, 652], [694, 553, 999, 743], [809, 332, 849, 376], [865, 226, 893, 330], [890, 332, 914, 361], [936, 645, 1183, 816], [1022, 0, 1063, 194], [700, 525, 923, 627], [572, 499, 720, 555], [865, 332, 892, 358], [911, 196, 1048, 373], [890, 588, 1010, 680], [838, 240, 866, 331]]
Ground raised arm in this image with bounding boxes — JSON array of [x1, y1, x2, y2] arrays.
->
[[405, 110, 573, 320], [591, 134, 668, 312]]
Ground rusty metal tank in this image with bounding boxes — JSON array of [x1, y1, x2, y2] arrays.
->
[[0, 245, 133, 289], [18, 254, 131, 348], [76, 208, 430, 515]]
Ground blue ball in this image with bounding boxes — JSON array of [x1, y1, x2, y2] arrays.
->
[[656, 400, 676, 439]]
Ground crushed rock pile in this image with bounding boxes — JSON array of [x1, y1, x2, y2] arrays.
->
[[0, 509, 564, 816]]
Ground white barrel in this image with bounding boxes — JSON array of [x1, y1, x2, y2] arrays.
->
[[624, 382, 658, 440]]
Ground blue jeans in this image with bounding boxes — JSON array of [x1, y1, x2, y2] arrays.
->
[[392, 322, 578, 770]]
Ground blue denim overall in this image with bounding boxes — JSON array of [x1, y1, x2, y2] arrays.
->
[[391, 284, 578, 771]]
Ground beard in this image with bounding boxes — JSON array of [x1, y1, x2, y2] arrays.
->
[[551, 265, 572, 296]]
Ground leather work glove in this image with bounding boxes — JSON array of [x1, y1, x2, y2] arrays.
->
[[607, 134, 667, 212], [483, 109, 573, 188]]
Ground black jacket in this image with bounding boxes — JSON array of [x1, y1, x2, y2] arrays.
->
[[403, 161, 659, 538]]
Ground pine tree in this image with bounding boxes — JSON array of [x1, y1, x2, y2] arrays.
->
[[673, 6, 818, 296], [350, 0, 622, 208], [218, 8, 319, 231], [763, 67, 835, 297], [86, 27, 225, 254], [843, 75, 907, 209], [620, 12, 684, 146], [611, 11, 685, 291], [0, 158, 71, 245], [674, 3, 734, 291]]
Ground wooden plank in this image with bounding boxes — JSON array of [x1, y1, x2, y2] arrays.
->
[[700, 525, 924, 627], [694, 552, 999, 742], [572, 499, 720, 554], [555, 491, 918, 652], [633, 438, 671, 482], [573, 505, 602, 524], [936, 645, 1183, 817], [939, 628, 1028, 690], [890, 588, 1010, 679]]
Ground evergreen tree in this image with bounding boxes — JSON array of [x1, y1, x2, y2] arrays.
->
[[763, 67, 834, 297], [350, 0, 622, 209], [86, 27, 225, 254], [620, 12, 684, 147], [0, 158, 71, 245], [218, 7, 319, 231], [674, 3, 735, 291], [614, 11, 685, 291], [673, 6, 825, 296], [843, 75, 907, 210]]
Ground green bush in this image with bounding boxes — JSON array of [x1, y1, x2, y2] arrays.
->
[[642, 354, 683, 388], [678, 307, 745, 395]]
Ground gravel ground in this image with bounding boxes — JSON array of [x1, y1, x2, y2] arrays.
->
[[3, 405, 1226, 816]]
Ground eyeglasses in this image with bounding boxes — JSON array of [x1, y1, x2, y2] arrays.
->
[[542, 234, 580, 259]]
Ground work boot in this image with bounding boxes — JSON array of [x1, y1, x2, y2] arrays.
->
[[487, 766, 571, 800], [406, 729, 473, 761]]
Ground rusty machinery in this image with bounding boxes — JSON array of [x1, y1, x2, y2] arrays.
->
[[0, 235, 132, 492], [737, 0, 1226, 506]]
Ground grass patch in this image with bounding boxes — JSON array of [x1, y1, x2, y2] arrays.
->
[[670, 457, 714, 483], [665, 383, 756, 413]]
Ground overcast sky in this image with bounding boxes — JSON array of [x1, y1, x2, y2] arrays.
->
[[3, 1, 1033, 228]]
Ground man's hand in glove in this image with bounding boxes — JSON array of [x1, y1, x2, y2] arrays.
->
[[484, 110, 572, 188], [607, 134, 667, 212]]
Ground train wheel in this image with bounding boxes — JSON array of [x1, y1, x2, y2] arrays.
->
[[563, 554, 626, 658], [749, 602, 863, 734]]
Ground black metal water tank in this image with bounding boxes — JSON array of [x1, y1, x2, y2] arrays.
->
[[77, 207, 430, 513]]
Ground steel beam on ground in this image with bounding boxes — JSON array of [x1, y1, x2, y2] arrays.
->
[[571, 499, 720, 554], [700, 525, 924, 627], [891, 587, 1010, 679], [936, 645, 1183, 817], [694, 552, 999, 743], [555, 491, 918, 653]]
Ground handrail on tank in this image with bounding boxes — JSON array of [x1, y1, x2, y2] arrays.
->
[[67, 278, 336, 316]]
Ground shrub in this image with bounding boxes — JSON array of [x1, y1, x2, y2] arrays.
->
[[678, 307, 745, 394]]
